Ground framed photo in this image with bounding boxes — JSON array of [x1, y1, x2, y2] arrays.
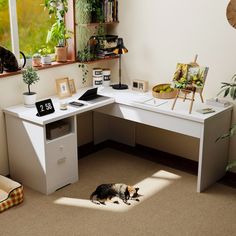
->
[[69, 79, 76, 94], [56, 77, 71, 98]]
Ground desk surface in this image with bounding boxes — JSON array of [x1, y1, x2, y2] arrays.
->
[[3, 86, 232, 125], [3, 88, 114, 125], [98, 87, 233, 123]]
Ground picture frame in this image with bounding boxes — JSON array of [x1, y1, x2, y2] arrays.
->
[[69, 79, 76, 94], [56, 77, 71, 98]]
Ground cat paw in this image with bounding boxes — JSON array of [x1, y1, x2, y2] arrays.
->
[[125, 202, 131, 205]]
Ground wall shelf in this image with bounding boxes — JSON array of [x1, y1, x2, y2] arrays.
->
[[76, 21, 119, 27], [77, 56, 119, 64]]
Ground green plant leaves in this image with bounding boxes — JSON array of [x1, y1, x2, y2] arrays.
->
[[22, 67, 40, 94], [217, 76, 236, 100]]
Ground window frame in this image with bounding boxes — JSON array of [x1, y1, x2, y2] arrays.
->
[[8, 0, 20, 61]]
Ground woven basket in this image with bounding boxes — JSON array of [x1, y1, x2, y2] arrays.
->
[[152, 84, 177, 99]]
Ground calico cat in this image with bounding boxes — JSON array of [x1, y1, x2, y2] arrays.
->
[[90, 183, 140, 205], [0, 46, 26, 73]]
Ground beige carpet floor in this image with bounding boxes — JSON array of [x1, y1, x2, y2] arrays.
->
[[0, 148, 236, 236]]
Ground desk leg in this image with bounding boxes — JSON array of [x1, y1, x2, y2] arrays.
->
[[197, 110, 232, 192]]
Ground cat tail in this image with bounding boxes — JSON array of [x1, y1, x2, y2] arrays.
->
[[90, 191, 99, 204]]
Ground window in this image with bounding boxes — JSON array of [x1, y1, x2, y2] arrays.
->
[[0, 0, 73, 59], [16, 0, 55, 56], [0, 0, 11, 49], [0, 0, 75, 76]]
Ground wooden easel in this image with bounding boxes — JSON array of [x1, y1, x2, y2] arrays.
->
[[171, 55, 204, 114]]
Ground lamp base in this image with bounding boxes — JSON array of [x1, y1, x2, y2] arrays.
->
[[112, 84, 128, 90]]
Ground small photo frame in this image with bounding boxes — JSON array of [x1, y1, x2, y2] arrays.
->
[[69, 79, 76, 94], [56, 77, 71, 98]]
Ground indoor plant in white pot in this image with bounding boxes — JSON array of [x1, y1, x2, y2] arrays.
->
[[39, 46, 52, 65], [22, 66, 40, 107]]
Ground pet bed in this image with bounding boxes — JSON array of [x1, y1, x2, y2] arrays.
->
[[0, 175, 23, 213]]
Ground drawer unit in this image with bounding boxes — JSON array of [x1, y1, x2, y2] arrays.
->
[[45, 133, 78, 194], [4, 114, 78, 195]]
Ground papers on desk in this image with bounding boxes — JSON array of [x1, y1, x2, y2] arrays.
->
[[133, 98, 168, 108]]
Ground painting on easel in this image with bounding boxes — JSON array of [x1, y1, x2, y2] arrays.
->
[[171, 55, 209, 113], [173, 63, 208, 90]]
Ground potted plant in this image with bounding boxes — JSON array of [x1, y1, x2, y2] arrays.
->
[[38, 46, 52, 65], [44, 0, 71, 62], [32, 53, 42, 67], [22, 67, 40, 107], [217, 74, 236, 170]]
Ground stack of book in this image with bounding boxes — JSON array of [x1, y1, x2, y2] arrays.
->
[[103, 0, 119, 23], [97, 49, 117, 59]]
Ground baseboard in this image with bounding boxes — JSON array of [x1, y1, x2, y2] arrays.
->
[[219, 171, 236, 188], [78, 141, 107, 158], [78, 140, 236, 189], [105, 141, 198, 175]]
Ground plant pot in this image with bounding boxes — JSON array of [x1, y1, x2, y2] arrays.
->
[[32, 57, 41, 67], [23, 92, 37, 107], [55, 46, 67, 62], [41, 55, 52, 65]]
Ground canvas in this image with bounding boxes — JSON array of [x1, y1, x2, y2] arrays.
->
[[173, 63, 209, 90]]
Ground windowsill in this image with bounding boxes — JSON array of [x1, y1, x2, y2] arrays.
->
[[0, 60, 76, 79]]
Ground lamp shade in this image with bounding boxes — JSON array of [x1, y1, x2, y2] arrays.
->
[[113, 38, 128, 55]]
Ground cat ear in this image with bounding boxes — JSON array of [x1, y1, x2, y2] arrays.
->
[[127, 186, 132, 192], [135, 187, 139, 192]]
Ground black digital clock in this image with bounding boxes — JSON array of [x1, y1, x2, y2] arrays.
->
[[35, 99, 55, 116]]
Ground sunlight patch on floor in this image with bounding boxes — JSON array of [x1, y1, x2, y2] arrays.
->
[[54, 170, 181, 212]]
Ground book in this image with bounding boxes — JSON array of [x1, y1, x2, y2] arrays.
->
[[196, 108, 216, 114]]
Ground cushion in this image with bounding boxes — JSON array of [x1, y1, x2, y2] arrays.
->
[[0, 175, 24, 213]]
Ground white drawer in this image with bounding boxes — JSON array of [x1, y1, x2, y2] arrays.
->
[[45, 133, 78, 194]]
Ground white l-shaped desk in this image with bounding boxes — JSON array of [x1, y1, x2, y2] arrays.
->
[[3, 87, 232, 194]]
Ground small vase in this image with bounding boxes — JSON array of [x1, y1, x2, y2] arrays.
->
[[32, 57, 41, 67]]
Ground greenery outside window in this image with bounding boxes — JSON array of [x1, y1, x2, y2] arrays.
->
[[17, 0, 55, 57], [0, 0, 11, 49]]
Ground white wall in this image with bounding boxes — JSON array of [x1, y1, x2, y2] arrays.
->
[[117, 0, 236, 93], [115, 0, 236, 170]]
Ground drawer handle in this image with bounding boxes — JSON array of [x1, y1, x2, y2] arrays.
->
[[57, 157, 66, 164]]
